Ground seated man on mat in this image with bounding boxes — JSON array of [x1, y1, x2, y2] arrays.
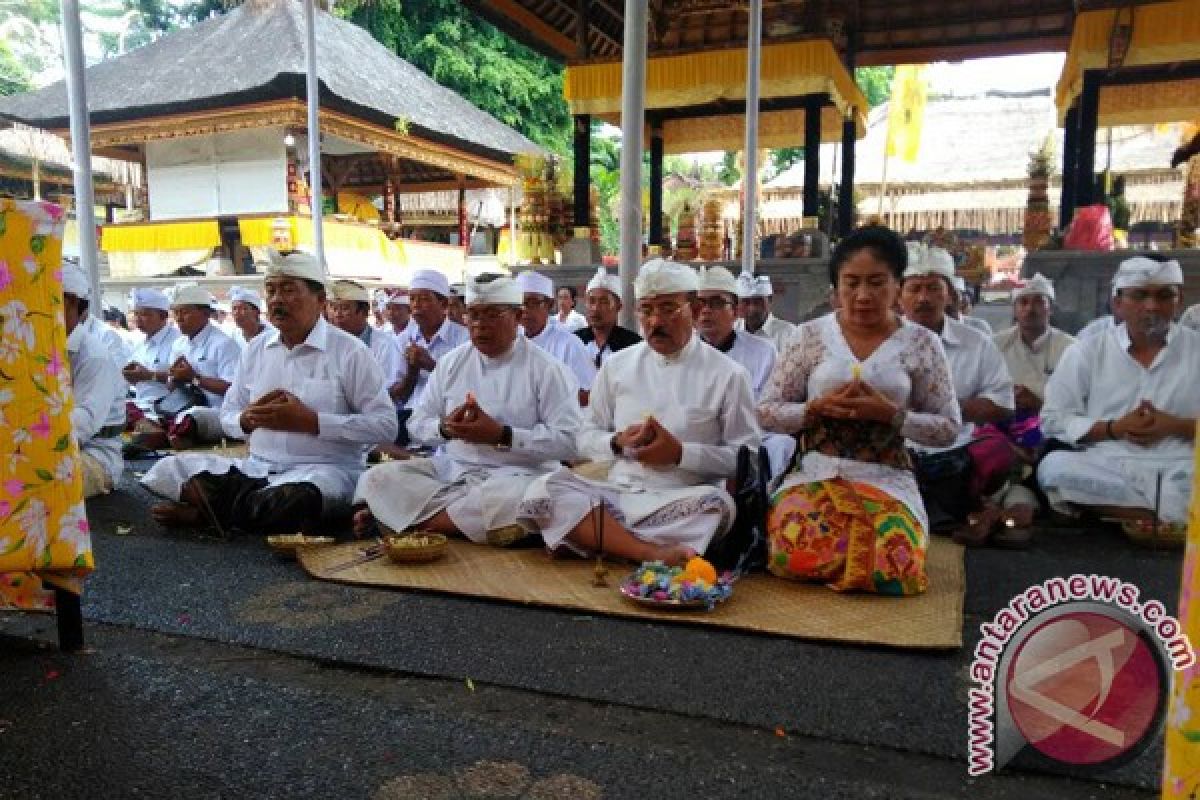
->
[[518, 259, 761, 566], [353, 273, 582, 545], [1039, 255, 1199, 538], [141, 251, 398, 534]]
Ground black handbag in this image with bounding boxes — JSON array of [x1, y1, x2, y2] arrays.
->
[[705, 445, 771, 574], [154, 383, 207, 418]]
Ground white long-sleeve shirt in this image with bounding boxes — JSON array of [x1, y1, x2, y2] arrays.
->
[[127, 322, 182, 412], [527, 320, 597, 391], [992, 325, 1076, 399], [409, 336, 582, 471], [737, 313, 796, 354], [84, 312, 132, 368], [712, 330, 777, 399], [169, 322, 241, 408], [67, 323, 127, 484], [220, 317, 398, 469], [393, 317, 469, 410], [1042, 323, 1200, 459], [578, 334, 761, 488], [357, 325, 402, 387], [919, 315, 1014, 450]]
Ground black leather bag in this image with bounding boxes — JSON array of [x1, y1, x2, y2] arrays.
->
[[154, 383, 207, 418], [705, 445, 771, 574]]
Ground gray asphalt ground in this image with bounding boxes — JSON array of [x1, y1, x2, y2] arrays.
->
[[1, 460, 1177, 799]]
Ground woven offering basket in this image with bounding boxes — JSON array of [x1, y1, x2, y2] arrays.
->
[[266, 534, 336, 559], [383, 531, 449, 564]]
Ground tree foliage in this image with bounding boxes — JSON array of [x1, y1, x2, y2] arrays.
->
[[0, 40, 32, 96]]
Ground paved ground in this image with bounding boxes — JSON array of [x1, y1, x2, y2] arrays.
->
[[0, 460, 1179, 799]]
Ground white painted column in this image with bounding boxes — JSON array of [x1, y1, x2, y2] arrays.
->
[[303, 0, 326, 270], [618, 0, 648, 326], [741, 0, 763, 275], [61, 0, 100, 297], [509, 185, 518, 267]]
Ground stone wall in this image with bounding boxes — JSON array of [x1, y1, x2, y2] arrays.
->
[[1022, 250, 1200, 333]]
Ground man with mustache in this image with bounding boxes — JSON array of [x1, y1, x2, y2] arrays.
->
[[734, 272, 795, 353], [576, 267, 641, 367], [516, 270, 596, 405], [353, 273, 581, 546], [141, 251, 397, 533], [520, 259, 761, 566], [899, 244, 1015, 542], [1039, 255, 1200, 538], [229, 286, 272, 349]]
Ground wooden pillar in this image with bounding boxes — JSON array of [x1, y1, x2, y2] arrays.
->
[[383, 176, 395, 223], [803, 95, 823, 222], [649, 120, 664, 247], [1060, 104, 1079, 229], [1076, 71, 1101, 207], [573, 114, 591, 228], [457, 183, 467, 248], [839, 113, 856, 237]]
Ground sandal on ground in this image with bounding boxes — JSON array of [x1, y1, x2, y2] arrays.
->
[[954, 505, 1004, 547], [991, 504, 1035, 550], [150, 501, 204, 528]]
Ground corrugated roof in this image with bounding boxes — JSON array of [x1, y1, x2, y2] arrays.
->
[[0, 0, 541, 163]]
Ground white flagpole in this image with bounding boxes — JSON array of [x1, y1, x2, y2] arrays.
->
[[617, 0, 648, 328], [303, 0, 326, 270], [742, 0, 763, 275], [61, 0, 100, 298]]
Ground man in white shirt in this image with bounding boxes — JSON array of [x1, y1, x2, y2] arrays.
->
[[1181, 303, 1200, 332], [901, 244, 1015, 539], [121, 287, 181, 425], [62, 262, 126, 498], [516, 270, 596, 405], [142, 252, 398, 533], [735, 272, 795, 353], [951, 276, 993, 335], [229, 286, 272, 349], [161, 285, 242, 448], [79, 294, 133, 368], [353, 274, 581, 546], [555, 285, 587, 333], [328, 279, 402, 400], [1039, 256, 1199, 532], [383, 289, 414, 337], [696, 266, 776, 397], [391, 269, 469, 446], [519, 259, 761, 565], [576, 267, 642, 367]]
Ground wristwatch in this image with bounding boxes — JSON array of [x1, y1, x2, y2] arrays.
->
[[494, 425, 513, 451]]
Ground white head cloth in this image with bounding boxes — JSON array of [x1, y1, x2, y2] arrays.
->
[[465, 273, 522, 306], [172, 284, 215, 309], [265, 249, 325, 285], [736, 271, 773, 299], [1013, 273, 1055, 302], [903, 243, 956, 281], [696, 265, 739, 297], [329, 279, 370, 304], [635, 259, 699, 300], [61, 260, 91, 299], [1113, 256, 1184, 291], [585, 267, 622, 300], [951, 275, 967, 294], [385, 290, 410, 307], [515, 270, 554, 298], [410, 269, 451, 297], [130, 287, 171, 312]]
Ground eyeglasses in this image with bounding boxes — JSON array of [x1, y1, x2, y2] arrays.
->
[[521, 298, 550, 311], [1120, 288, 1179, 304], [465, 306, 515, 324], [635, 302, 686, 319], [697, 297, 734, 311]]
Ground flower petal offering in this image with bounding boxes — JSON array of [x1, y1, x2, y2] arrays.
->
[[619, 557, 733, 611]]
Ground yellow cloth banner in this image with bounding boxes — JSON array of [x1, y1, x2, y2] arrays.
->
[[100, 219, 221, 252], [1056, 0, 1200, 123], [1164, 429, 1200, 798], [0, 199, 92, 610], [564, 39, 868, 123], [886, 65, 928, 163]]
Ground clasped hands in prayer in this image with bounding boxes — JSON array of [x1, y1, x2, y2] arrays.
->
[[1110, 400, 1190, 447], [440, 393, 506, 445], [613, 415, 683, 467], [807, 379, 898, 423], [167, 355, 196, 384], [240, 389, 319, 435], [404, 343, 436, 372]]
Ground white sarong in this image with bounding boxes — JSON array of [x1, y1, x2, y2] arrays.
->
[[1038, 448, 1193, 524]]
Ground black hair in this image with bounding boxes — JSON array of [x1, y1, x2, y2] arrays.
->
[[558, 285, 577, 301], [354, 301, 370, 315], [829, 225, 907, 287]]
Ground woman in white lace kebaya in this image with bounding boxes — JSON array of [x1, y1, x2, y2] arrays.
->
[[757, 226, 961, 595]]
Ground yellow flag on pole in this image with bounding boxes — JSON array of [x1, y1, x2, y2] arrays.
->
[[886, 65, 929, 163]]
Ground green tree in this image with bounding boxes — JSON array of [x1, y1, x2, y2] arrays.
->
[[769, 65, 894, 175], [0, 40, 32, 96]]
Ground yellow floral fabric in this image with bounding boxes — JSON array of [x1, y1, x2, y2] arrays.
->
[[1164, 433, 1200, 798], [0, 198, 92, 610]]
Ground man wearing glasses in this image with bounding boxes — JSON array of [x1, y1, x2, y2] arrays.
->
[[734, 272, 795, 354], [696, 266, 777, 398], [576, 267, 641, 368], [519, 260, 760, 566], [516, 270, 596, 405], [354, 274, 582, 547], [1039, 255, 1200, 535]]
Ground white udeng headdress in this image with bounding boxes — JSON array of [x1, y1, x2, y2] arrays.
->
[[634, 259, 698, 299]]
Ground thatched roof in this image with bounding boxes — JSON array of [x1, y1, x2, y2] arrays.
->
[[0, 124, 137, 186], [0, 0, 541, 163], [767, 89, 1184, 190]]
